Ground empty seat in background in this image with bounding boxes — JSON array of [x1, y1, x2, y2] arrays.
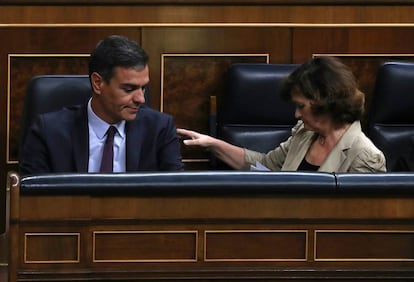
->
[[367, 62, 414, 172], [19, 75, 92, 159], [212, 63, 299, 168]]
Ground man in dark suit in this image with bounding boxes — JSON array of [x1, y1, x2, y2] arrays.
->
[[19, 35, 184, 175]]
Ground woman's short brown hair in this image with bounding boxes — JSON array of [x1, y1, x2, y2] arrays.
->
[[280, 56, 365, 125]]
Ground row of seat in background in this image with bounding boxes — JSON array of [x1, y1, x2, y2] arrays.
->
[[20, 61, 414, 172], [213, 61, 414, 172]]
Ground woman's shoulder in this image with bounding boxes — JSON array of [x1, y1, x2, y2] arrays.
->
[[351, 129, 383, 154], [347, 128, 387, 172]]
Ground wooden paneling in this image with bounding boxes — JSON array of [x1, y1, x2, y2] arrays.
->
[[315, 231, 414, 261], [2, 28, 141, 165], [2, 0, 414, 270], [205, 230, 307, 261], [2, 25, 414, 217], [8, 175, 414, 281], [6, 27, 414, 167], [292, 28, 414, 130], [8, 55, 89, 163], [292, 27, 414, 62], [93, 231, 197, 262], [143, 27, 292, 110], [3, 0, 414, 4], [162, 54, 268, 161], [19, 194, 414, 220], [24, 233, 80, 263], [0, 191, 4, 235], [2, 6, 414, 24]]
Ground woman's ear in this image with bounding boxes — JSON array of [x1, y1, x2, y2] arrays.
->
[[91, 72, 104, 95]]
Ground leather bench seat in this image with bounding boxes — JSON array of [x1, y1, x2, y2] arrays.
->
[[19, 171, 336, 195], [335, 172, 414, 193]]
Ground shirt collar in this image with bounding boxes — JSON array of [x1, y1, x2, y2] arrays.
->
[[87, 99, 126, 140]]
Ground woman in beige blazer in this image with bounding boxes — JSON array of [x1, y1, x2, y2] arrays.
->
[[177, 56, 386, 173]]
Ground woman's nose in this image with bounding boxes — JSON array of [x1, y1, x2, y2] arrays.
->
[[294, 108, 301, 119]]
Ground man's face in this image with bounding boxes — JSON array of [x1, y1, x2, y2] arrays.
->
[[92, 66, 149, 124]]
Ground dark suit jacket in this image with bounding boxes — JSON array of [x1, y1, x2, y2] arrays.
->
[[19, 104, 184, 175]]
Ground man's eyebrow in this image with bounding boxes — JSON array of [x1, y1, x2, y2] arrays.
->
[[121, 82, 148, 87], [119, 83, 140, 90], [120, 83, 138, 87], [120, 83, 149, 92]]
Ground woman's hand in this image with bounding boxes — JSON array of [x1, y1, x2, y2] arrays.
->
[[177, 128, 246, 169], [176, 128, 214, 148]]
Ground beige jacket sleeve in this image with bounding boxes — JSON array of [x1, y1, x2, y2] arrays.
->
[[242, 121, 305, 171], [243, 120, 387, 173]]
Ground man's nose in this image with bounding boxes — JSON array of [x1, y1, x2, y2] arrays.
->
[[133, 88, 146, 104]]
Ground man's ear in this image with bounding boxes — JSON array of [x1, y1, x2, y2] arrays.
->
[[91, 72, 104, 95]]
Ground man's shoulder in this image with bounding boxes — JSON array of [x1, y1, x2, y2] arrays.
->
[[137, 105, 172, 120]]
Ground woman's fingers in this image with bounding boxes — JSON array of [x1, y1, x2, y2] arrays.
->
[[177, 128, 198, 145], [177, 128, 192, 138], [177, 128, 208, 147]]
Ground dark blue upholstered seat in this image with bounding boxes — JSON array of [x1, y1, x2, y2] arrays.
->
[[213, 63, 299, 169], [367, 62, 414, 172]]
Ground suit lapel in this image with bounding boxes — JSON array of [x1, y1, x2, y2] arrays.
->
[[72, 105, 89, 172], [319, 121, 360, 172], [319, 146, 347, 172], [125, 116, 144, 171]]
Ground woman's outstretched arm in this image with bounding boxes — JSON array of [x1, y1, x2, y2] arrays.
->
[[177, 128, 245, 169]]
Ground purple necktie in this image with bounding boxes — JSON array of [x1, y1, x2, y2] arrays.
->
[[99, 126, 116, 173]]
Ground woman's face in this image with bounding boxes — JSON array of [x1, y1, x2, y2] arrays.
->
[[291, 88, 329, 132]]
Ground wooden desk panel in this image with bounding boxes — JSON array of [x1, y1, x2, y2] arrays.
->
[[8, 172, 414, 281]]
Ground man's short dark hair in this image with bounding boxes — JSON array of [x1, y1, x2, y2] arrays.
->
[[89, 35, 149, 83]]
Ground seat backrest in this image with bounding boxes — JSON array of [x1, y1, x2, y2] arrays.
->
[[19, 75, 92, 159], [213, 63, 299, 168], [367, 61, 414, 171], [20, 74, 152, 159]]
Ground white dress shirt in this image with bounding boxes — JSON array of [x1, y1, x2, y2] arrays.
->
[[87, 99, 126, 172]]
